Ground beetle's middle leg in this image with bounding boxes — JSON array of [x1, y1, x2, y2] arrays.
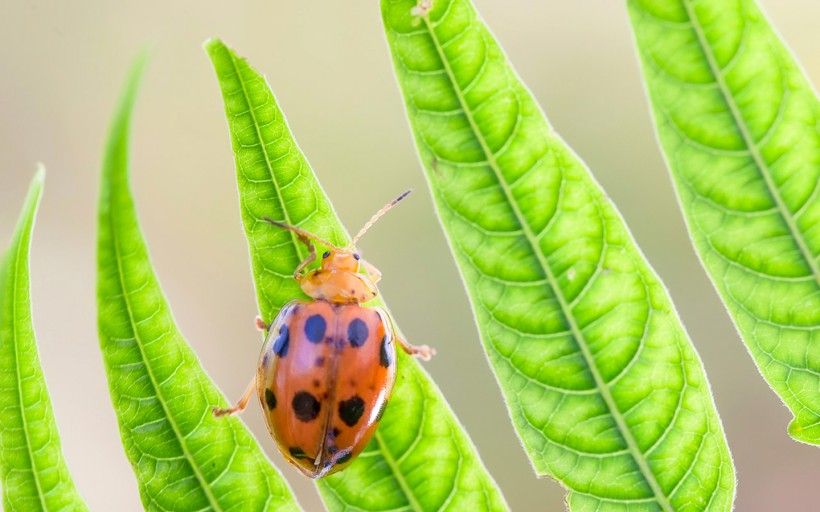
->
[[213, 378, 256, 417], [397, 336, 436, 361]]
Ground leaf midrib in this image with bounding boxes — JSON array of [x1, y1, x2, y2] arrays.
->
[[10, 220, 49, 511], [107, 193, 223, 512], [225, 50, 308, 270], [417, 12, 674, 510], [680, 0, 820, 288], [372, 429, 424, 511], [217, 41, 440, 508]]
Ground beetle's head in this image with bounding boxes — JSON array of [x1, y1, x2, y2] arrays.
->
[[320, 248, 360, 273]]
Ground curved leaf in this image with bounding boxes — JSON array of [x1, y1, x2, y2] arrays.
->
[[627, 0, 820, 445], [382, 0, 736, 510], [96, 53, 299, 511], [205, 38, 509, 512], [0, 169, 89, 511]]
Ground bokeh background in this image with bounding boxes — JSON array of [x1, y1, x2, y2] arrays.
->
[[1, 1, 818, 510]]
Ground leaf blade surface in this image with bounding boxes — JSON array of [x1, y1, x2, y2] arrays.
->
[[96, 53, 299, 511], [382, 0, 736, 509], [205, 38, 509, 512], [0, 169, 90, 511], [627, 0, 820, 445]]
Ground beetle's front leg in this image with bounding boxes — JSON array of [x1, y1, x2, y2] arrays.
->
[[397, 336, 435, 361], [213, 378, 256, 417], [360, 258, 382, 284], [293, 238, 316, 281]]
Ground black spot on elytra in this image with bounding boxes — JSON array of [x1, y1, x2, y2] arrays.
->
[[338, 396, 365, 427], [315, 357, 325, 368], [273, 325, 290, 357], [289, 447, 310, 460], [304, 315, 326, 343], [347, 318, 369, 348], [380, 336, 393, 368], [264, 389, 277, 410], [330, 428, 340, 439], [337, 452, 352, 465], [312, 379, 321, 388], [292, 391, 321, 422], [375, 401, 387, 422]]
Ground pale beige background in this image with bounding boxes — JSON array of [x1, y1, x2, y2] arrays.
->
[[1, 1, 818, 510]]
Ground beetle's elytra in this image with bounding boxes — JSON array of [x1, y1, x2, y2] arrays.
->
[[214, 190, 434, 478]]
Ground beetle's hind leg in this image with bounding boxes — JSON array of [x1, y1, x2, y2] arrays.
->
[[213, 378, 256, 417], [397, 336, 436, 361]]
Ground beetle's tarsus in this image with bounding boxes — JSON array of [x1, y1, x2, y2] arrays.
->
[[398, 337, 436, 361], [255, 316, 270, 332], [214, 378, 256, 418], [213, 405, 239, 417]]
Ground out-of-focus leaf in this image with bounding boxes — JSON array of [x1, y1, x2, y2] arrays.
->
[[0, 168, 89, 511], [96, 52, 300, 511]]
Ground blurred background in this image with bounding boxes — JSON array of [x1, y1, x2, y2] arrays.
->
[[1, 0, 818, 510]]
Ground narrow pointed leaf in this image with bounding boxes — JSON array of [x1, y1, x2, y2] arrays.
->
[[0, 169, 89, 511], [627, 0, 820, 445], [382, 0, 736, 510], [96, 54, 299, 511], [205, 38, 508, 512]]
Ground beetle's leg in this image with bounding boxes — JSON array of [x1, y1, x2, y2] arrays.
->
[[397, 335, 435, 361], [213, 378, 256, 417], [293, 240, 316, 281], [263, 218, 331, 281], [255, 315, 270, 332], [264, 218, 334, 247], [360, 258, 382, 284]]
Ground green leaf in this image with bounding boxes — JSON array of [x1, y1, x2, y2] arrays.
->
[[627, 0, 820, 446], [382, 0, 736, 510], [96, 52, 299, 511], [0, 169, 89, 511], [205, 38, 509, 512]]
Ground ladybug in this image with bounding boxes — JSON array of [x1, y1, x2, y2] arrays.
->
[[214, 190, 434, 478]]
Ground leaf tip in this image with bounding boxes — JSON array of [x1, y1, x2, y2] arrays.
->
[[203, 37, 233, 62], [27, 164, 46, 202], [25, 165, 45, 211], [203, 37, 224, 52]]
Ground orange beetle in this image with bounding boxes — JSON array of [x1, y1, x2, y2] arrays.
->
[[214, 191, 434, 478]]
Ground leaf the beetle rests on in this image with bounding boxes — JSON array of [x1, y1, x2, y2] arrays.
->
[[627, 0, 820, 445], [382, 0, 736, 510], [96, 53, 300, 511], [205, 38, 509, 511], [0, 169, 90, 511]]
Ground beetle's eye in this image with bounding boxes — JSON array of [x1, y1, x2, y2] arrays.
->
[[322, 251, 331, 259], [353, 253, 360, 260]]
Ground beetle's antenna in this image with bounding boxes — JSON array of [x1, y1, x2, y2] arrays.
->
[[263, 218, 340, 250], [348, 189, 412, 249]]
